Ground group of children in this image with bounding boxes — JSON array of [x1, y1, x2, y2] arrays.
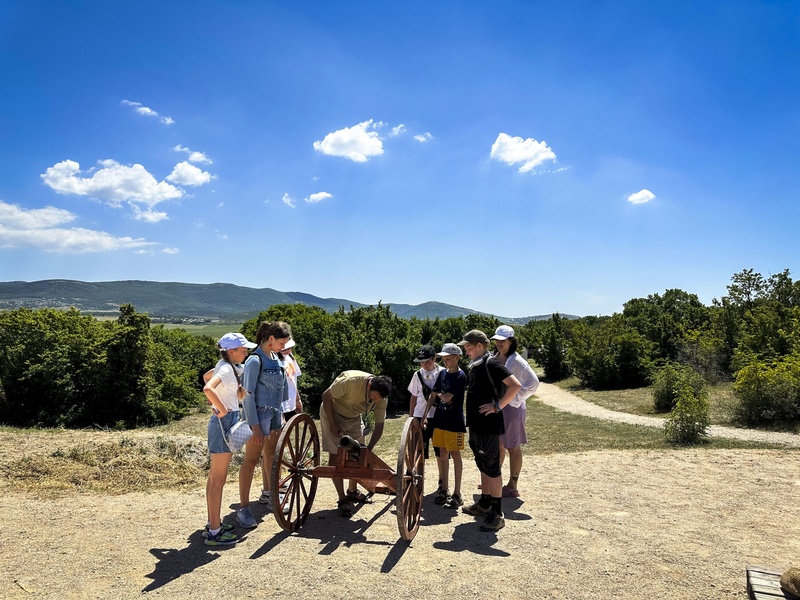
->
[[201, 321, 539, 545], [407, 326, 539, 532]]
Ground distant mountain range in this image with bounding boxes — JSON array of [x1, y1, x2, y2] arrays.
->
[[0, 279, 573, 323]]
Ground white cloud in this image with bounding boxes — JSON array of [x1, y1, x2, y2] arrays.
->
[[173, 145, 212, 164], [130, 205, 169, 223], [627, 189, 656, 204], [282, 193, 296, 208], [414, 132, 433, 143], [313, 119, 384, 162], [40, 158, 213, 221], [390, 124, 406, 137], [490, 132, 557, 173], [166, 161, 213, 187], [121, 99, 174, 125], [0, 199, 75, 229], [161, 247, 180, 254], [304, 192, 332, 204], [0, 199, 157, 253], [41, 159, 183, 208]]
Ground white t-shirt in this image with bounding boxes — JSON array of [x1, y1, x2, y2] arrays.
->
[[281, 354, 302, 413], [407, 364, 445, 418], [501, 353, 540, 408], [213, 360, 244, 411]]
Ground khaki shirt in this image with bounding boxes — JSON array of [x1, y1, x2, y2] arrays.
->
[[329, 370, 387, 423]]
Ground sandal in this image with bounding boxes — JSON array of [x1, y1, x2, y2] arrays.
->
[[346, 489, 373, 504], [337, 499, 353, 518]]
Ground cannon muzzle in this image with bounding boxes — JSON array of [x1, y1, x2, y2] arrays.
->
[[339, 435, 365, 459], [339, 435, 362, 450]]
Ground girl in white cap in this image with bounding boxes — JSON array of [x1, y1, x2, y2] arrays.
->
[[202, 332, 257, 546], [490, 325, 540, 498]]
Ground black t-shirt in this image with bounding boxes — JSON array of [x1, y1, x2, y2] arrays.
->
[[465, 355, 512, 435], [431, 369, 467, 433]]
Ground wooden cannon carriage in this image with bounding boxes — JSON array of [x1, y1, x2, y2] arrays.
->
[[268, 414, 426, 541]]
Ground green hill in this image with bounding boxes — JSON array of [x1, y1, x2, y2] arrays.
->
[[0, 279, 574, 323]]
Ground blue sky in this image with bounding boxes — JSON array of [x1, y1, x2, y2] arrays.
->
[[1, 1, 798, 318]]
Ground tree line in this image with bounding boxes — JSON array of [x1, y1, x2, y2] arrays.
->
[[1, 268, 798, 429], [525, 268, 800, 427]]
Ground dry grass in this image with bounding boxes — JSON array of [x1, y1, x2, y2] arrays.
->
[[1, 434, 209, 497], [0, 393, 785, 498], [557, 377, 741, 425]]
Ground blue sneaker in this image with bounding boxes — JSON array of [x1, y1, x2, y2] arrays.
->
[[236, 506, 257, 529], [202, 522, 235, 539]]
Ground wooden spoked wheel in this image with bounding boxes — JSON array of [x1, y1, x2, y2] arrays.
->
[[395, 416, 425, 541], [270, 413, 320, 532]]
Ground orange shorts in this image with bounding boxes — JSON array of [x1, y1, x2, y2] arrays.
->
[[432, 429, 465, 452]]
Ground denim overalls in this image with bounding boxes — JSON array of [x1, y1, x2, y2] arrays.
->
[[242, 347, 288, 431]]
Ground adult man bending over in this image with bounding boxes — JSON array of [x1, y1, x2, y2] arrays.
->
[[320, 370, 392, 517]]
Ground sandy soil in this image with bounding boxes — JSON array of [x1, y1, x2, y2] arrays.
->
[[2, 388, 799, 599], [2, 448, 799, 599]]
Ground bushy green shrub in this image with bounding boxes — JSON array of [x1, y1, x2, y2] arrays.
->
[[663, 382, 709, 444], [567, 316, 653, 390], [734, 355, 800, 425], [651, 361, 707, 413], [243, 303, 421, 413], [525, 314, 572, 381], [0, 305, 208, 428], [677, 329, 727, 384]]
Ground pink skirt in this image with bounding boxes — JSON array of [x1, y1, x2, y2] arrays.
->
[[501, 402, 528, 448]]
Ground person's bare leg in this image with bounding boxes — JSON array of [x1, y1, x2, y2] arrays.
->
[[506, 446, 522, 491], [329, 452, 346, 500], [239, 440, 262, 507], [261, 430, 280, 493], [452, 451, 462, 496], [438, 450, 450, 493], [207, 452, 232, 529], [483, 473, 503, 498]]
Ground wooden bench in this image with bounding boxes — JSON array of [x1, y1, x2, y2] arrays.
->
[[747, 566, 799, 600]]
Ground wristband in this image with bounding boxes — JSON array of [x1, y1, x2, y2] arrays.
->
[[494, 401, 500, 412]]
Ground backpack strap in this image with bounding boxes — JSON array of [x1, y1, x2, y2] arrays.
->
[[416, 369, 432, 399], [484, 356, 501, 403]]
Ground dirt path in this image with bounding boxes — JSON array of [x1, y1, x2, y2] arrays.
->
[[536, 383, 800, 447], [3, 448, 799, 599]]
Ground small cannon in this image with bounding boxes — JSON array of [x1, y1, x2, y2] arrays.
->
[[269, 414, 425, 541]]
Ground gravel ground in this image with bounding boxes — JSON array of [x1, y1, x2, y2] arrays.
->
[[2, 387, 799, 599]]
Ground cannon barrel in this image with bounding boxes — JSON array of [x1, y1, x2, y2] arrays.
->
[[339, 435, 363, 450], [339, 435, 366, 460]]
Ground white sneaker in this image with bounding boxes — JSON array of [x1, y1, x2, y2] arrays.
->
[[258, 490, 289, 514]]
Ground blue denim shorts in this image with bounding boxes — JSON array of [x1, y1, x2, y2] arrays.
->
[[207, 410, 240, 454], [257, 405, 283, 433]]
